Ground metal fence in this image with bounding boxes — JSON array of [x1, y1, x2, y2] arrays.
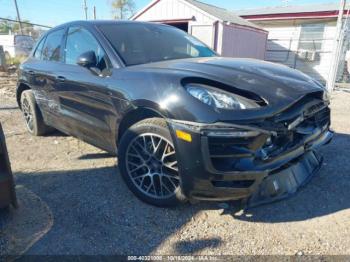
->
[[265, 37, 334, 85], [0, 17, 51, 39], [264, 18, 350, 89], [0, 18, 51, 66], [335, 29, 350, 87], [2, 18, 350, 88]]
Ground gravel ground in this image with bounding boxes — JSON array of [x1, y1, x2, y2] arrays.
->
[[0, 73, 349, 256], [0, 186, 53, 257]]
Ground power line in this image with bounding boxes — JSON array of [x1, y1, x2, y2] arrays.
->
[[0, 17, 51, 28]]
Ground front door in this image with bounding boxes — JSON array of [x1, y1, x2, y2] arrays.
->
[[53, 26, 117, 152]]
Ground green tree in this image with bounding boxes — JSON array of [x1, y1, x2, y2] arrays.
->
[[0, 19, 12, 34], [111, 0, 135, 20], [0, 18, 33, 35], [12, 20, 33, 34]]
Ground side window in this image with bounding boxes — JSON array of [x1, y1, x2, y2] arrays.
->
[[42, 29, 65, 62], [65, 27, 107, 71], [33, 37, 46, 60]]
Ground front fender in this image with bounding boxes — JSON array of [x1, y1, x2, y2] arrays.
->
[[130, 99, 175, 119]]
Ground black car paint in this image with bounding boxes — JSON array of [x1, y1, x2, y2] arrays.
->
[[0, 122, 18, 209], [17, 21, 332, 204]]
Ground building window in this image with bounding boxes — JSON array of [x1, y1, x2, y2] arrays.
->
[[299, 23, 325, 51]]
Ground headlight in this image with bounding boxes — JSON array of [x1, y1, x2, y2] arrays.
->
[[186, 84, 259, 110]]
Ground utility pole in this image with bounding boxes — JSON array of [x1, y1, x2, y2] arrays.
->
[[328, 0, 346, 91], [83, 0, 88, 20], [93, 6, 96, 20], [13, 0, 23, 34]]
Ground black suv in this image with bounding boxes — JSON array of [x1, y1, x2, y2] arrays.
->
[[17, 21, 333, 207]]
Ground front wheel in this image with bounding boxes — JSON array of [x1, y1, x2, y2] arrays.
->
[[118, 118, 186, 207]]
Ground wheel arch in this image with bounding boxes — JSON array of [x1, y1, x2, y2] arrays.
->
[[117, 107, 168, 145]]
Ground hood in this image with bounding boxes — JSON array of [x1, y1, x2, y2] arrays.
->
[[133, 57, 324, 108]]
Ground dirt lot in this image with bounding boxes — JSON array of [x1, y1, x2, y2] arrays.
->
[[0, 73, 350, 257]]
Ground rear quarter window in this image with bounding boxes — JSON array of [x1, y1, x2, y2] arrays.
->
[[33, 37, 46, 60], [42, 29, 65, 62]]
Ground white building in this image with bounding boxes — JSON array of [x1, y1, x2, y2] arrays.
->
[[131, 0, 268, 60], [238, 3, 350, 86], [0, 34, 35, 59]]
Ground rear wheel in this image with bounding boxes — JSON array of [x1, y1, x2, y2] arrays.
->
[[20, 90, 54, 136], [118, 118, 186, 207]]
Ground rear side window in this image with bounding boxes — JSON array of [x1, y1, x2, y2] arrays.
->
[[33, 37, 46, 60], [42, 29, 65, 62]]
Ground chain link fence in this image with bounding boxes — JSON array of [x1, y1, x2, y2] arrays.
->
[[2, 18, 350, 89], [265, 37, 334, 86], [0, 18, 51, 69], [335, 26, 350, 88], [264, 19, 350, 89]]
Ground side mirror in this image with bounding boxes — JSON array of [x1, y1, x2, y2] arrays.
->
[[77, 51, 97, 68]]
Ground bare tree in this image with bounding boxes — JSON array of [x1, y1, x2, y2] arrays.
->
[[111, 0, 135, 20]]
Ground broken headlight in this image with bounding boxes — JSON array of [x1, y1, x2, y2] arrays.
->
[[186, 84, 259, 110]]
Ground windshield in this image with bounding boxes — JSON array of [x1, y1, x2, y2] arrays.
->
[[98, 23, 216, 66]]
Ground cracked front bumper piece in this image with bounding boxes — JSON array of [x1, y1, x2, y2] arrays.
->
[[247, 150, 322, 208], [169, 119, 333, 207]]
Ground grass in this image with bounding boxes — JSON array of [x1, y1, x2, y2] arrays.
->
[[5, 55, 27, 66]]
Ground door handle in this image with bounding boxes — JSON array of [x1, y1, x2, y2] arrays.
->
[[28, 70, 35, 75], [56, 76, 66, 82]]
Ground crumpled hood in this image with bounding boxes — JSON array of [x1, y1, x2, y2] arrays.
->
[[134, 57, 324, 107]]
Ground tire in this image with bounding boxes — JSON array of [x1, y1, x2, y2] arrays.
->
[[118, 118, 187, 207], [20, 90, 54, 136]]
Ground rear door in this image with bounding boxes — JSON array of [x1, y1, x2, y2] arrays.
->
[[32, 28, 67, 127], [53, 26, 117, 151], [21, 29, 66, 126]]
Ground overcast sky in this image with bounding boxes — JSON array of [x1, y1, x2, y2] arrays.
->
[[0, 0, 341, 27]]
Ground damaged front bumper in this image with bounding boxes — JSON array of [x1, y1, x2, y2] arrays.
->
[[247, 150, 323, 208], [168, 117, 333, 207]]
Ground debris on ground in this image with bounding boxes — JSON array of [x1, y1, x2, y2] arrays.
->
[[0, 72, 17, 99]]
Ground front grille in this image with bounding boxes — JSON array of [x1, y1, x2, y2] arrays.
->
[[207, 135, 267, 172], [204, 101, 330, 173], [208, 136, 255, 158], [262, 102, 331, 158], [280, 101, 330, 130], [304, 106, 330, 128]]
